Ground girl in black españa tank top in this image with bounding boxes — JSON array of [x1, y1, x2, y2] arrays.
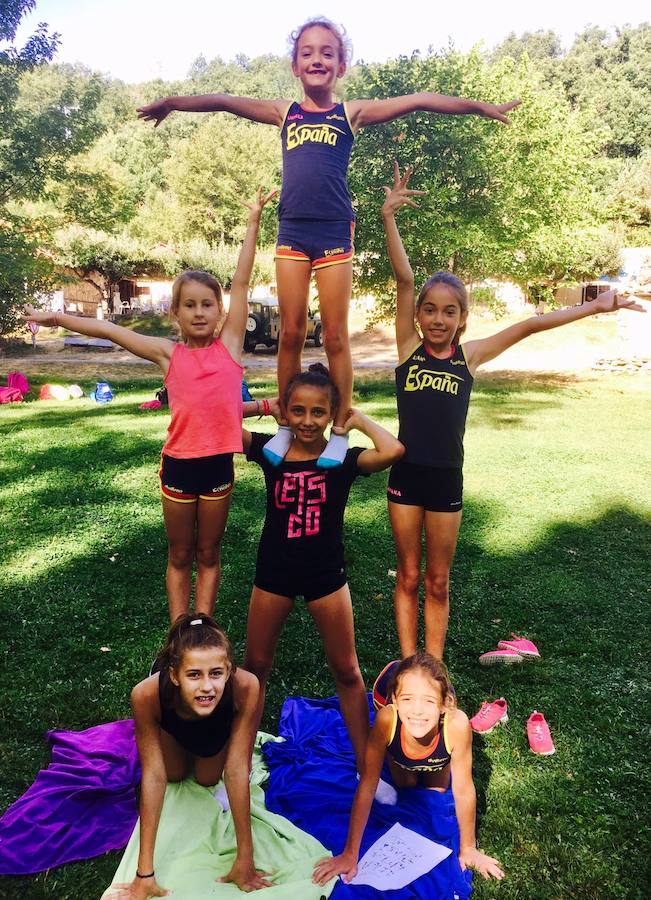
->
[[138, 18, 519, 469], [123, 615, 271, 897], [381, 163, 645, 660], [313, 653, 505, 884]]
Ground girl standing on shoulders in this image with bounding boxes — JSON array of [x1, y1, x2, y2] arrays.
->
[[313, 653, 505, 885], [138, 17, 519, 469], [24, 189, 277, 623], [241, 363, 403, 773], [113, 614, 270, 898], [381, 162, 645, 659]]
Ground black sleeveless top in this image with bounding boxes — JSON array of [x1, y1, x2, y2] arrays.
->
[[395, 342, 474, 468], [386, 705, 451, 790], [278, 101, 355, 221], [158, 669, 234, 758]]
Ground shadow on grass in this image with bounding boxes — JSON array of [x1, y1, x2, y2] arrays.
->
[[1, 448, 649, 896]]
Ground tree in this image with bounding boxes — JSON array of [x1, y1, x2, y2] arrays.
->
[[165, 115, 280, 245], [55, 227, 160, 310], [0, 3, 106, 335], [346, 49, 608, 315]]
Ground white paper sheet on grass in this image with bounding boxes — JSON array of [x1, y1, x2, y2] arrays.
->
[[347, 822, 452, 890]]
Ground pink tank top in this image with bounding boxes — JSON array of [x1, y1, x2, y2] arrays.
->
[[162, 340, 243, 458]]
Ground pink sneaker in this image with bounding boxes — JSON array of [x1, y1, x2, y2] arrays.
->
[[478, 648, 523, 666], [470, 698, 508, 734], [527, 711, 555, 755], [498, 634, 541, 659]]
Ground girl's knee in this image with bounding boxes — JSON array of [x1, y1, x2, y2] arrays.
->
[[195, 544, 220, 568], [280, 322, 306, 352], [330, 659, 363, 689], [168, 545, 194, 569], [424, 570, 450, 601], [243, 654, 273, 685], [397, 567, 421, 595], [323, 328, 349, 358]]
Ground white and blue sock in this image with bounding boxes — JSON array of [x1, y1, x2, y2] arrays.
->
[[317, 431, 349, 469], [262, 425, 293, 466]]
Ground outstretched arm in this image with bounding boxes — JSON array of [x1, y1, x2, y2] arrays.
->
[[219, 187, 277, 363], [313, 709, 391, 886], [219, 672, 273, 892], [22, 305, 173, 373], [464, 289, 646, 375], [381, 162, 426, 360], [449, 712, 505, 881], [349, 94, 520, 130], [341, 408, 404, 473], [137, 94, 287, 128]]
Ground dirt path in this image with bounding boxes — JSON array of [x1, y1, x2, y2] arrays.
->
[[3, 314, 649, 379]]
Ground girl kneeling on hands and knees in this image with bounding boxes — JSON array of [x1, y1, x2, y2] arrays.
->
[[313, 653, 505, 885], [113, 614, 271, 898]]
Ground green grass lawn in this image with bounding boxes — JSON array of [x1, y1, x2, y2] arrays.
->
[[0, 369, 649, 899]]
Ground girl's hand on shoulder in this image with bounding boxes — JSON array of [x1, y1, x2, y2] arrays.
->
[[337, 407, 366, 435], [136, 98, 172, 127], [105, 875, 170, 898], [458, 846, 505, 880], [592, 289, 646, 315], [313, 851, 358, 886], [218, 859, 273, 892], [381, 161, 426, 218], [22, 304, 57, 326], [243, 186, 278, 221], [267, 396, 283, 422]]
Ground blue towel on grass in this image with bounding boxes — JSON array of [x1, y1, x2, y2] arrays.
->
[[262, 696, 472, 899]]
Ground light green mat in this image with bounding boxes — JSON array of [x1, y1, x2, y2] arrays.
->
[[102, 733, 335, 899]]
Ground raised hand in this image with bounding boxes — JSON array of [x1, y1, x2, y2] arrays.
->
[[312, 851, 358, 886], [381, 161, 427, 217], [22, 304, 57, 327], [458, 846, 505, 880], [592, 288, 646, 315], [480, 98, 521, 124], [136, 98, 173, 127], [243, 187, 278, 220]]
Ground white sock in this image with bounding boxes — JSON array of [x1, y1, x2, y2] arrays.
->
[[374, 776, 398, 805], [317, 432, 349, 469], [357, 773, 398, 805], [262, 425, 293, 466], [212, 783, 230, 811]]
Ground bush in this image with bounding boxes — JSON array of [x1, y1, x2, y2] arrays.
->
[[470, 285, 507, 319]]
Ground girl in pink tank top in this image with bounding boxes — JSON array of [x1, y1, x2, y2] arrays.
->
[[24, 188, 278, 622]]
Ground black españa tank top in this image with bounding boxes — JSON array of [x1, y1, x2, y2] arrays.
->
[[395, 342, 473, 467]]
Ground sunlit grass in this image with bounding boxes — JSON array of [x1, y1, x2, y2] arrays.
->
[[0, 369, 649, 899]]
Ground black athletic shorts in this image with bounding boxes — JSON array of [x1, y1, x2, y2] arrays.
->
[[254, 566, 347, 603], [160, 453, 234, 502], [387, 460, 463, 513]]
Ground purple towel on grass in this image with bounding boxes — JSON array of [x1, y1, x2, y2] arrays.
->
[[262, 696, 472, 899], [0, 719, 139, 875]]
